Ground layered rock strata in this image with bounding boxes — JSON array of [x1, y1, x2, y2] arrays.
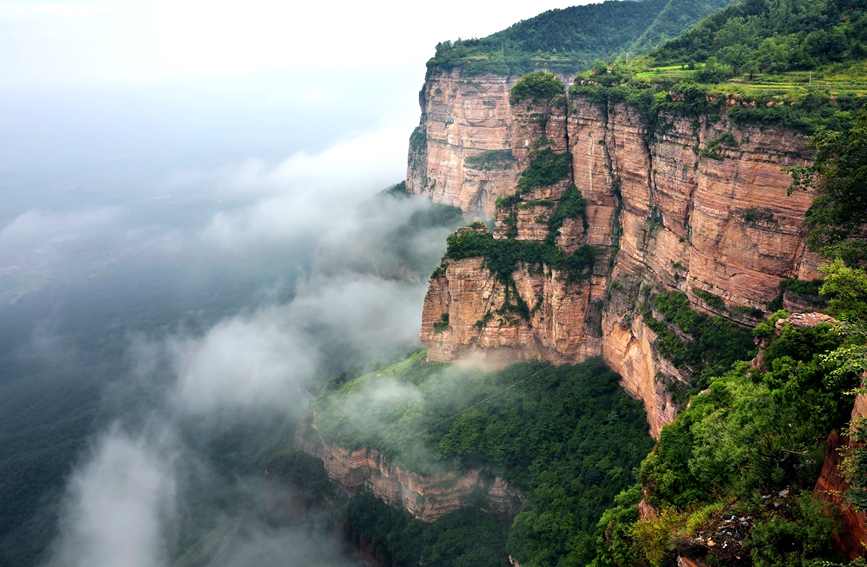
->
[[296, 421, 523, 523], [414, 84, 820, 437], [407, 69, 519, 217]]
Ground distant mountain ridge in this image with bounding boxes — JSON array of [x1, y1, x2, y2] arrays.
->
[[426, 0, 736, 76]]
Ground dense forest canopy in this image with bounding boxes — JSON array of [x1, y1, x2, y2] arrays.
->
[[426, 0, 735, 76], [653, 0, 867, 72], [312, 354, 655, 567]]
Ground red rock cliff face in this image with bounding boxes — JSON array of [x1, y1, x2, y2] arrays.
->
[[407, 69, 519, 217], [295, 421, 523, 523], [814, 394, 867, 561], [413, 88, 820, 438]]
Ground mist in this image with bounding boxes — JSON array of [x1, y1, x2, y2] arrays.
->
[[13, 125, 460, 567], [0, 1, 603, 565]]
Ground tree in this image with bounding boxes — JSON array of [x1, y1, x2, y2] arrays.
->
[[788, 106, 867, 266], [819, 258, 867, 322]]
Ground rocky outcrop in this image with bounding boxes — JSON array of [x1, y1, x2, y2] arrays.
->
[[753, 312, 837, 372], [295, 421, 523, 523], [422, 256, 601, 365], [415, 86, 821, 437], [407, 69, 519, 217], [814, 394, 867, 561]]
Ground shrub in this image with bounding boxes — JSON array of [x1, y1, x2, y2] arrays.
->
[[517, 149, 572, 193], [433, 313, 450, 333], [691, 287, 726, 310], [510, 72, 565, 104], [747, 493, 837, 567], [465, 149, 516, 170]]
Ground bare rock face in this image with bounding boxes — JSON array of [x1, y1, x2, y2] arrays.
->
[[604, 314, 683, 439], [407, 69, 519, 217], [296, 421, 523, 523], [422, 257, 599, 365], [415, 89, 820, 438]]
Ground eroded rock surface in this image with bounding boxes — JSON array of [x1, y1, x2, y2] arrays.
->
[[407, 69, 519, 217], [296, 421, 523, 523]]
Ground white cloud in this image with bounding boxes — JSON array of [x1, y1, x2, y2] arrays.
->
[[171, 272, 425, 412], [171, 305, 317, 411], [197, 122, 411, 248], [47, 428, 176, 567], [0, 207, 121, 245]]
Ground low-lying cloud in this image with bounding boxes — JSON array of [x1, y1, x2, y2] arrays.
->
[[38, 123, 452, 566], [197, 123, 410, 249], [47, 427, 177, 567]]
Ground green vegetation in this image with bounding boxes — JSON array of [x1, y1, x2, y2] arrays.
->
[[820, 258, 867, 321], [691, 287, 726, 310], [642, 291, 757, 391], [433, 313, 450, 333], [545, 185, 587, 246], [741, 206, 776, 224], [700, 132, 739, 159], [265, 447, 334, 501], [572, 68, 863, 134], [509, 72, 565, 105], [779, 277, 824, 296], [410, 126, 427, 154], [445, 225, 594, 288], [425, 0, 734, 77], [313, 353, 655, 567], [570, 0, 867, 134], [340, 490, 512, 567], [464, 149, 516, 170], [517, 149, 573, 194], [655, 0, 867, 74], [383, 180, 412, 198], [593, 310, 863, 566], [789, 105, 867, 265]]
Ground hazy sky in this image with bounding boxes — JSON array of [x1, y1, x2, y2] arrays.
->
[[0, 0, 593, 188], [1, 0, 589, 85]]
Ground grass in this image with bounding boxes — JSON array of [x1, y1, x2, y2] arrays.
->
[[574, 58, 867, 134], [623, 58, 867, 99]]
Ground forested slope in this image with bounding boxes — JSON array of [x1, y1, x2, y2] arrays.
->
[[426, 0, 734, 76]]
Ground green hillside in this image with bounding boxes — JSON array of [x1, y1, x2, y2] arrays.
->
[[570, 0, 867, 133], [310, 353, 655, 567], [426, 0, 735, 76], [654, 0, 867, 71]]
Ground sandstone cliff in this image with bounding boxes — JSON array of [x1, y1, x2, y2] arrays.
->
[[295, 420, 523, 523], [411, 77, 821, 437], [407, 69, 519, 218]]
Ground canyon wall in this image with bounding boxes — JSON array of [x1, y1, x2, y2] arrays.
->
[[296, 420, 523, 523], [411, 71, 821, 437]]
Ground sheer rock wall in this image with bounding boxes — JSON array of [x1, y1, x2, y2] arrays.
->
[[412, 82, 820, 438]]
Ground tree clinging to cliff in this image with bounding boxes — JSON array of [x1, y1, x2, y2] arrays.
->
[[789, 106, 867, 266]]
